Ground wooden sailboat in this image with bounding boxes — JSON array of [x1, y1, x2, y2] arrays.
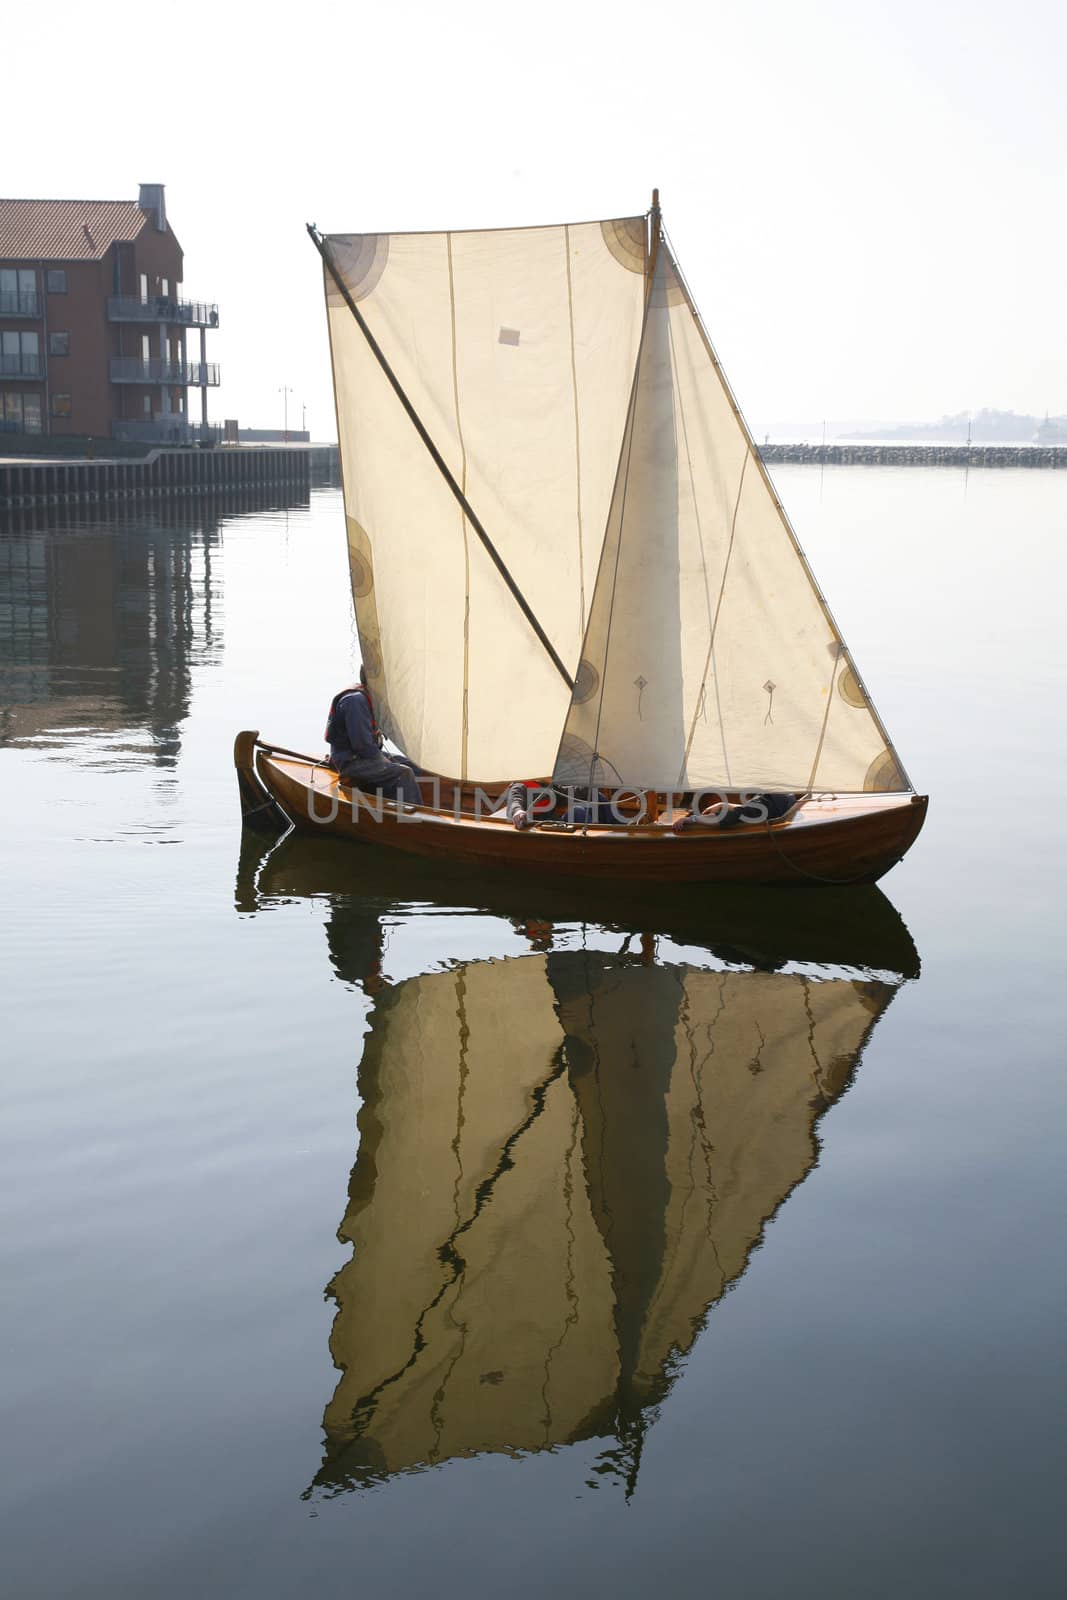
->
[[236, 195, 927, 886]]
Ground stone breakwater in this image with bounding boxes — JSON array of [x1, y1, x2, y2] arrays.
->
[[759, 443, 1067, 468]]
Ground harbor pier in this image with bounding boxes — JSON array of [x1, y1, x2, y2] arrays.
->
[[0, 444, 340, 511]]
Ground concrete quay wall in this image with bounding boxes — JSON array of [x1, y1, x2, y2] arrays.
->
[[0, 446, 338, 511]]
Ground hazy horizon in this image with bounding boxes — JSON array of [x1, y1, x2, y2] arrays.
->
[[4, 0, 1063, 441]]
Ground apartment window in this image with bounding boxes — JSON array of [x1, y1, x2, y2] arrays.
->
[[0, 268, 37, 314], [139, 272, 149, 304], [177, 394, 184, 413], [51, 393, 72, 418], [161, 278, 169, 298], [141, 334, 151, 363], [1, 330, 39, 375], [1, 391, 43, 433], [46, 269, 67, 294], [49, 331, 70, 357], [143, 395, 152, 416]]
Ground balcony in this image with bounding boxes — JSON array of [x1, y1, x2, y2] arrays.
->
[[107, 295, 219, 328], [0, 290, 40, 318], [109, 358, 220, 386], [0, 353, 44, 378]]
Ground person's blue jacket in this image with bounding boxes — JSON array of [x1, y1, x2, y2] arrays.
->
[[329, 689, 381, 768]]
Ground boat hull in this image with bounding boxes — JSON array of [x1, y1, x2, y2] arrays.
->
[[237, 735, 927, 888]]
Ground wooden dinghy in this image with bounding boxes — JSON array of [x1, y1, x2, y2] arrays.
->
[[236, 732, 927, 887], [238, 195, 928, 887]]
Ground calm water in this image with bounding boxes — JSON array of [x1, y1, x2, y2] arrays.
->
[[1, 470, 1065, 1598]]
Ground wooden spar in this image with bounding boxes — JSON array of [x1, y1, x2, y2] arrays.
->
[[307, 223, 575, 694], [649, 187, 661, 275]]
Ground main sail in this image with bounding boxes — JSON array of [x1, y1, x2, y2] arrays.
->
[[553, 241, 910, 795], [322, 218, 648, 779], [322, 208, 909, 792]]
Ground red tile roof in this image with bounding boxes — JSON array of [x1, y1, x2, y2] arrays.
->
[[0, 199, 153, 261]]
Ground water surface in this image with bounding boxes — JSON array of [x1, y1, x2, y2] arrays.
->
[[1, 470, 1064, 1597]]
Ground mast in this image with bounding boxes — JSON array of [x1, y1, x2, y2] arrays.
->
[[648, 187, 661, 279], [308, 224, 575, 694]]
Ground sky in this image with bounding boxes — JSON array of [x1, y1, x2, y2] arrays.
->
[[5, 0, 1065, 437]]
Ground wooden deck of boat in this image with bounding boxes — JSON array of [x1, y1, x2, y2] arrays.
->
[[247, 742, 927, 887]]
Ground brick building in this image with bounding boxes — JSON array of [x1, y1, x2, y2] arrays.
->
[[0, 183, 219, 443]]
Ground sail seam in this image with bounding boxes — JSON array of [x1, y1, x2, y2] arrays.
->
[[668, 296, 740, 788], [689, 449, 746, 788], [564, 225, 587, 636], [586, 349, 644, 794], [560, 248, 659, 798], [804, 646, 843, 792], [446, 233, 472, 781]]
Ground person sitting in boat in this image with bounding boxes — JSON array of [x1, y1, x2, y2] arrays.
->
[[326, 668, 420, 805], [671, 791, 798, 832], [505, 780, 560, 830], [504, 780, 631, 829]]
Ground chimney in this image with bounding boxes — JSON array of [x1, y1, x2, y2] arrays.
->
[[138, 183, 166, 233]]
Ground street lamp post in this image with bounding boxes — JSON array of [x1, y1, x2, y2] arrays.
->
[[278, 384, 293, 443]]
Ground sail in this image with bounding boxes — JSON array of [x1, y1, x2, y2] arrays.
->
[[312, 952, 896, 1494], [322, 219, 648, 778], [553, 245, 910, 794], [318, 957, 618, 1477]]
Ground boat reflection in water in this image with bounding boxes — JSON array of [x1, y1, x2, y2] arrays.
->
[[238, 833, 919, 1499]]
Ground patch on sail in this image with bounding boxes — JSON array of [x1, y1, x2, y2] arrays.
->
[[346, 515, 388, 717], [498, 327, 520, 346], [600, 217, 646, 274], [326, 234, 390, 304], [837, 665, 868, 708], [554, 732, 612, 786], [346, 517, 375, 596], [572, 659, 600, 705], [864, 749, 907, 792], [350, 551, 374, 597], [651, 253, 686, 308], [360, 635, 383, 681]]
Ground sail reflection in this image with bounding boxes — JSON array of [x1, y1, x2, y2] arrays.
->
[[310, 945, 897, 1498]]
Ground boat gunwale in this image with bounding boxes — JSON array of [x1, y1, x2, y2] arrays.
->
[[257, 747, 919, 839]]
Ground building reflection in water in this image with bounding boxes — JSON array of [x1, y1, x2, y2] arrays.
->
[[238, 833, 918, 1501], [0, 487, 305, 764]]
